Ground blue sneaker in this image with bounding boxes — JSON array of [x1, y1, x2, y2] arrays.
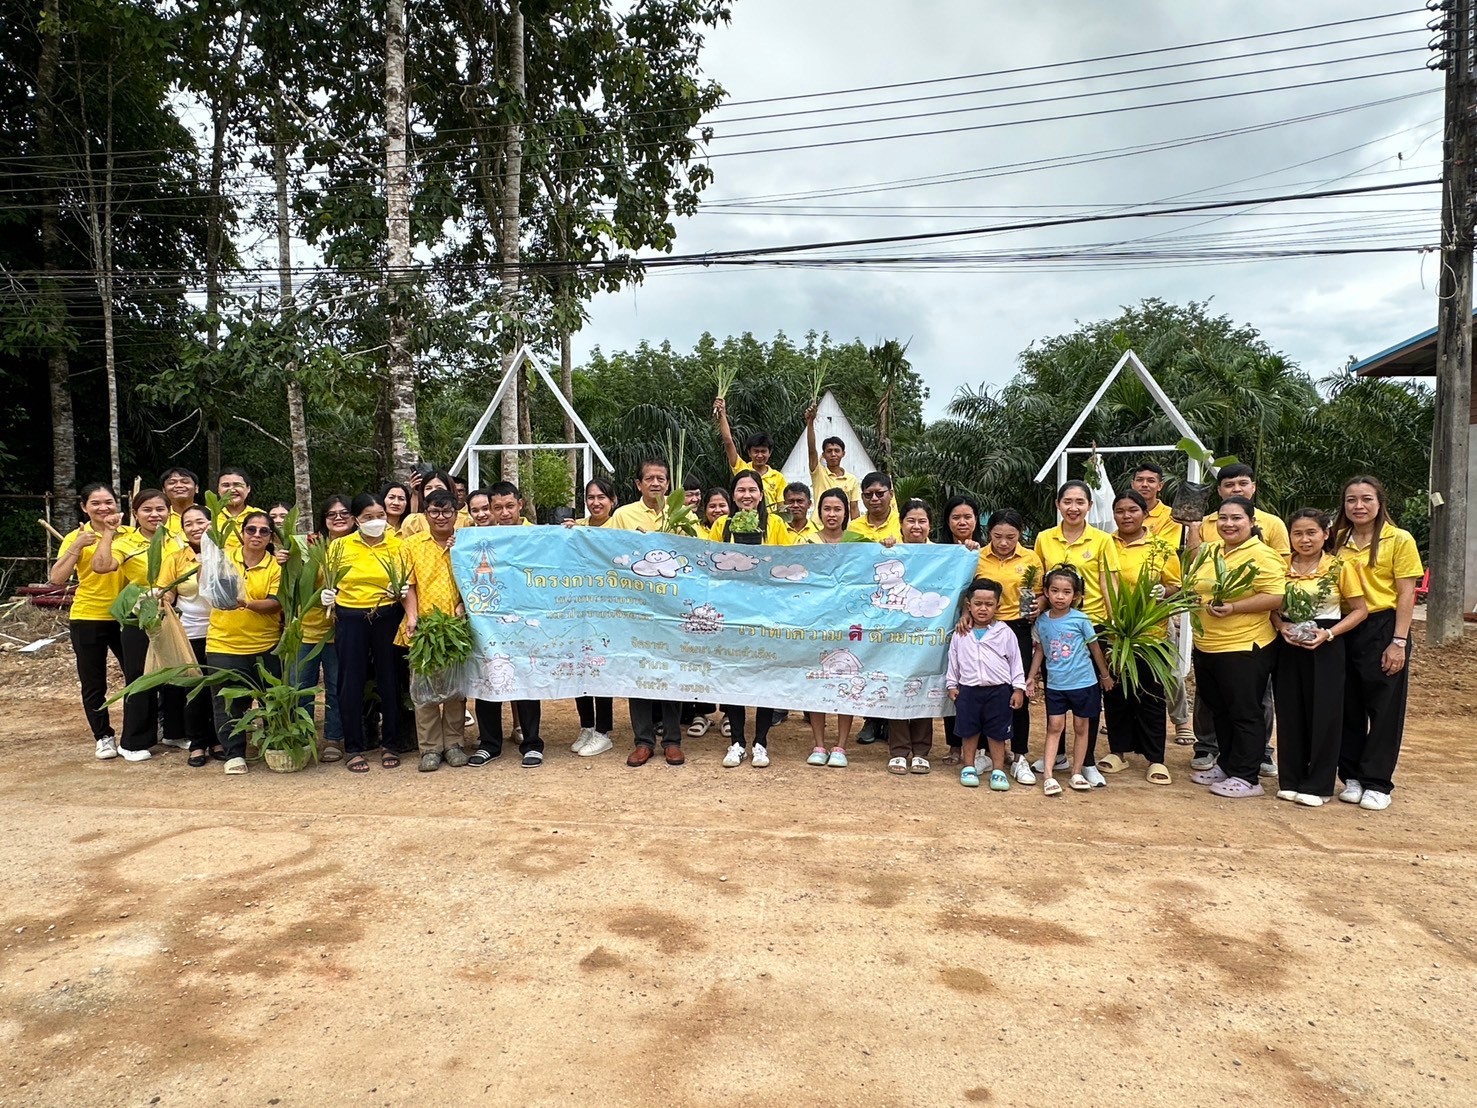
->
[[989, 769, 1010, 791], [960, 766, 980, 788], [827, 749, 849, 768]]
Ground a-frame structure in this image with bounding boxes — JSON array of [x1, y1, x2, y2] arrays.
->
[[451, 347, 614, 492]]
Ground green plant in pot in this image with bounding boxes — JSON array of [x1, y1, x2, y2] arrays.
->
[[107, 508, 330, 772], [1170, 438, 1240, 525], [1101, 537, 1200, 698], [728, 508, 763, 545]]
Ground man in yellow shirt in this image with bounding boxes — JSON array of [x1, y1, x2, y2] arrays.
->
[[161, 466, 200, 539], [714, 397, 786, 509], [805, 404, 862, 519], [781, 483, 820, 544], [1130, 462, 1182, 540], [846, 472, 903, 544], [608, 459, 670, 533], [398, 488, 468, 772]]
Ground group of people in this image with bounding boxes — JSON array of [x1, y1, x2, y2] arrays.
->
[[48, 402, 1422, 809]]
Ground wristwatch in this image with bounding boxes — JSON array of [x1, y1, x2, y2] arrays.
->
[[1391, 637, 1408, 648]]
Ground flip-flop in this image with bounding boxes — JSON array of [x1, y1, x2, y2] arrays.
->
[[208, 747, 228, 761], [1147, 763, 1172, 785], [381, 751, 401, 769], [1097, 753, 1130, 773], [346, 755, 370, 773]]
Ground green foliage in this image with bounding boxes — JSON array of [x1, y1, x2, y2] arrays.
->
[[730, 509, 761, 534], [408, 608, 474, 677], [1281, 559, 1342, 624], [526, 452, 574, 512], [1101, 540, 1199, 697]]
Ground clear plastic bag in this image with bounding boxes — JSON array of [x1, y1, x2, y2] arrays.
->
[[199, 535, 245, 609], [1285, 620, 1321, 645], [409, 664, 466, 707]]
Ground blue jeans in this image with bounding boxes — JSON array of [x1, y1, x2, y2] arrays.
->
[[293, 641, 342, 743]]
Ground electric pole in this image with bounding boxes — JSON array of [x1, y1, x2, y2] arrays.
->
[[1430, 0, 1475, 646]]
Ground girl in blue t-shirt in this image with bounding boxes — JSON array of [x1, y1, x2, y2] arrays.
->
[[1025, 567, 1115, 796]]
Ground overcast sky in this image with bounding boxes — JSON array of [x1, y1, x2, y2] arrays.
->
[[573, 0, 1443, 420]]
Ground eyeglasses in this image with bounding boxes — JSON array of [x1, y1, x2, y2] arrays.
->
[[242, 525, 272, 536], [863, 489, 890, 500], [426, 507, 455, 516], [325, 510, 352, 520]]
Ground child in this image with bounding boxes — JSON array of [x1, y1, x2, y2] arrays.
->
[[947, 579, 1027, 790], [1025, 567, 1114, 796]]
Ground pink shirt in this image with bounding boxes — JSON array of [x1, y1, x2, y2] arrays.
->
[[946, 621, 1026, 691]]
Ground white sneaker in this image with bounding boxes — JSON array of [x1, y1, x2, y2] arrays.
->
[[974, 753, 992, 774], [572, 726, 593, 753], [1031, 754, 1070, 774], [1082, 765, 1107, 788], [1276, 789, 1298, 802], [1338, 779, 1363, 805], [94, 736, 118, 760], [1011, 756, 1036, 785], [579, 731, 612, 757], [1294, 793, 1326, 807], [160, 737, 190, 750], [722, 742, 745, 768], [119, 747, 153, 763], [751, 745, 770, 768], [1359, 789, 1392, 811]]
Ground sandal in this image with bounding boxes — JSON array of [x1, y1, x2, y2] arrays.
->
[[1043, 777, 1063, 797], [346, 754, 370, 773], [686, 716, 711, 737], [943, 750, 962, 766], [1070, 773, 1092, 791], [1097, 753, 1130, 774], [381, 751, 401, 769], [1173, 723, 1196, 746], [187, 751, 209, 768], [208, 747, 228, 761], [1147, 762, 1172, 785], [320, 740, 344, 764], [959, 766, 980, 788]]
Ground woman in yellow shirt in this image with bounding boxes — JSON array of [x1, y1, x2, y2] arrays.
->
[[50, 482, 129, 760], [1099, 490, 1182, 785], [92, 488, 178, 761], [160, 505, 219, 765], [204, 510, 283, 775], [699, 488, 732, 541], [326, 492, 406, 772], [1184, 496, 1286, 798], [802, 489, 856, 766], [886, 500, 941, 776], [294, 495, 357, 764], [966, 508, 1041, 782], [1272, 508, 1368, 806], [1033, 480, 1120, 784], [1330, 475, 1424, 810], [380, 481, 411, 536], [714, 470, 787, 768]]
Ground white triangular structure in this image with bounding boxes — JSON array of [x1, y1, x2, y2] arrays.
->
[[451, 346, 614, 492], [779, 389, 878, 490]]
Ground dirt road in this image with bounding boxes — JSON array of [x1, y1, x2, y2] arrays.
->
[[1, 631, 1475, 1107]]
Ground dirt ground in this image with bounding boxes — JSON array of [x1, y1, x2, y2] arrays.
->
[[1, 606, 1476, 1108]]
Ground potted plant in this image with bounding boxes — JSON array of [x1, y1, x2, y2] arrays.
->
[[1171, 438, 1240, 524], [1101, 537, 1200, 697], [1018, 564, 1039, 620], [728, 508, 763, 545]]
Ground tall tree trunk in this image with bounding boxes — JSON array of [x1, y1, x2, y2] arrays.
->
[[77, 53, 121, 492], [275, 135, 313, 528], [35, 0, 74, 504], [496, 2, 525, 483], [384, 0, 419, 476], [562, 322, 577, 505]]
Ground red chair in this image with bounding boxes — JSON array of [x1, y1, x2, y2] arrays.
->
[[1415, 569, 1430, 602]]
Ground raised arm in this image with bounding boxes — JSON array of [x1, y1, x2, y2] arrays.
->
[[714, 396, 740, 469], [805, 403, 820, 473]]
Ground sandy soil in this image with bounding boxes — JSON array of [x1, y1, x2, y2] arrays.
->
[[1, 612, 1475, 1108]]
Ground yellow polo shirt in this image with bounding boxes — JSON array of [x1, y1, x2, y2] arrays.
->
[[1284, 553, 1364, 622], [1336, 522, 1422, 613], [109, 527, 158, 588], [846, 514, 903, 544], [1144, 500, 1182, 540], [1189, 538, 1285, 654], [1200, 508, 1290, 558], [710, 514, 790, 546], [608, 500, 666, 532], [810, 465, 861, 512], [731, 461, 787, 508], [976, 545, 1043, 621], [215, 505, 262, 552], [205, 553, 282, 655], [159, 545, 201, 600], [395, 532, 461, 647], [330, 531, 404, 610], [782, 518, 820, 545], [1113, 532, 1183, 590], [59, 525, 129, 621], [400, 508, 473, 537], [1033, 523, 1121, 623]]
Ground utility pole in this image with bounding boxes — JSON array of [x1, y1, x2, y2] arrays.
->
[[1430, 0, 1476, 646]]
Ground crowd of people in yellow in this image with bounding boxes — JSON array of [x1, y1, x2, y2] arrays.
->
[[47, 400, 1421, 810]]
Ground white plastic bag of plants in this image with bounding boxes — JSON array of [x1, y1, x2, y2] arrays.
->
[[1285, 620, 1321, 645], [199, 534, 245, 609], [410, 663, 466, 707]]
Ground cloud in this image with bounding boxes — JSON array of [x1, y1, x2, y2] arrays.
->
[[769, 563, 809, 581], [905, 592, 951, 619], [711, 551, 760, 572], [631, 551, 687, 578], [611, 554, 633, 567]]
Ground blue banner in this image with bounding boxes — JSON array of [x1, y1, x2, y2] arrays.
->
[[450, 528, 980, 719]]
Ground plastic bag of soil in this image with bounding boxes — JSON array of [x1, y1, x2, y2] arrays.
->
[[1170, 480, 1213, 524], [410, 664, 466, 707], [199, 534, 245, 609]]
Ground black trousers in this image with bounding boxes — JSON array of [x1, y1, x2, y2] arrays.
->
[[630, 698, 682, 749], [69, 618, 123, 741], [118, 624, 157, 752], [680, 702, 716, 724], [162, 638, 215, 750], [474, 699, 543, 756], [1274, 620, 1343, 796], [336, 604, 403, 755], [1193, 644, 1275, 785], [1103, 665, 1167, 764], [722, 705, 775, 749], [1340, 609, 1409, 795], [205, 650, 280, 760], [577, 696, 614, 734]]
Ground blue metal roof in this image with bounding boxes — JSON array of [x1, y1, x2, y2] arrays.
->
[[1350, 310, 1477, 377]]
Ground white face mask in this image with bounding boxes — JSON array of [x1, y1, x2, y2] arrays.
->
[[359, 518, 388, 538]]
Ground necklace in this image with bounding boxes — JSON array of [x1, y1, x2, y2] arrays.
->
[[1291, 556, 1322, 576]]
